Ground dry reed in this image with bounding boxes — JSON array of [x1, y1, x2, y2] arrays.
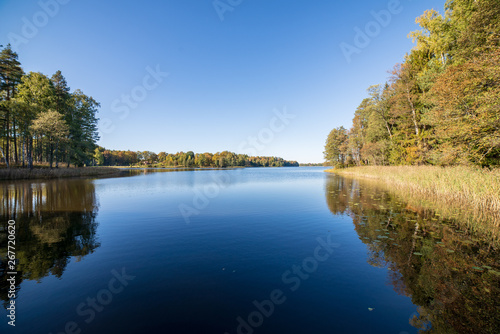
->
[[0, 167, 120, 181], [327, 166, 500, 245]]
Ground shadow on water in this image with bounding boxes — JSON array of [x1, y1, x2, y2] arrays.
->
[[0, 179, 100, 308], [325, 174, 500, 334]]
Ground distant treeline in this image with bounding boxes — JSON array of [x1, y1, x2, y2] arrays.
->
[[299, 163, 326, 167], [0, 45, 99, 168], [95, 148, 299, 168], [325, 0, 500, 167]]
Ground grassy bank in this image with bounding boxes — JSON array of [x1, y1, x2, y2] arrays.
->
[[0, 167, 121, 181], [326, 166, 500, 212], [327, 166, 500, 244]]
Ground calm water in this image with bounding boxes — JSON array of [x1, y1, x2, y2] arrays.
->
[[0, 167, 499, 333]]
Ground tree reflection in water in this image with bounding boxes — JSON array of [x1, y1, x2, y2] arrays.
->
[[0, 179, 100, 307], [325, 174, 500, 334]]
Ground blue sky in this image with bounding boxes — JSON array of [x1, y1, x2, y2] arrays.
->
[[0, 0, 445, 163]]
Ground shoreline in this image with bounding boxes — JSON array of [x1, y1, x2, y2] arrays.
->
[[326, 165, 500, 246], [325, 166, 500, 213], [0, 165, 305, 181], [0, 167, 122, 181], [110, 165, 247, 169]]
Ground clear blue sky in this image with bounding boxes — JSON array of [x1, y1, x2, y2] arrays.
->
[[0, 0, 445, 163]]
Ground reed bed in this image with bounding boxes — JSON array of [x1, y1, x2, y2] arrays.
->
[[0, 167, 120, 181], [327, 166, 500, 245]]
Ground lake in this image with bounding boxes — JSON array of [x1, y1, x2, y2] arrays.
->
[[0, 167, 499, 333]]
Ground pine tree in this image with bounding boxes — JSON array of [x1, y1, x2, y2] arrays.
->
[[51, 70, 71, 167], [0, 44, 24, 166]]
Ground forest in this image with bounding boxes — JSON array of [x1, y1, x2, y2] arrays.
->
[[0, 45, 99, 169], [96, 148, 299, 168], [324, 0, 500, 168]]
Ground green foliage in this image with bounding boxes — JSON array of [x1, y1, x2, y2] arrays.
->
[[0, 44, 24, 166], [325, 0, 500, 167], [94, 147, 104, 166], [30, 110, 69, 167], [324, 126, 348, 167], [0, 46, 100, 169], [67, 90, 99, 167], [429, 49, 500, 165]]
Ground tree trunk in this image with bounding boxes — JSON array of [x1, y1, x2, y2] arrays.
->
[[405, 85, 419, 137], [383, 119, 393, 140], [13, 118, 18, 164], [28, 137, 33, 170], [49, 142, 53, 168], [34, 136, 38, 164], [374, 106, 393, 140], [55, 142, 59, 168], [21, 141, 25, 167], [35, 136, 39, 164], [0, 145, 9, 168], [5, 90, 10, 167]]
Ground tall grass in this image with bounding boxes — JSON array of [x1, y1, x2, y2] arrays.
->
[[0, 167, 120, 181], [327, 166, 500, 245]]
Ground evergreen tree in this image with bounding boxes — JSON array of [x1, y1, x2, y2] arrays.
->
[[51, 70, 71, 167], [15, 72, 56, 169], [67, 90, 99, 167], [0, 44, 24, 166]]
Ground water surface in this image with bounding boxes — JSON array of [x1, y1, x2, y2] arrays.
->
[[0, 167, 498, 333]]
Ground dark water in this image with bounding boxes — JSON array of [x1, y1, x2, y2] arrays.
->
[[0, 167, 499, 334]]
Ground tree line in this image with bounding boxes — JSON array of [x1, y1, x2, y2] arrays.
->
[[95, 148, 299, 168], [0, 44, 99, 169], [325, 0, 500, 167]]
